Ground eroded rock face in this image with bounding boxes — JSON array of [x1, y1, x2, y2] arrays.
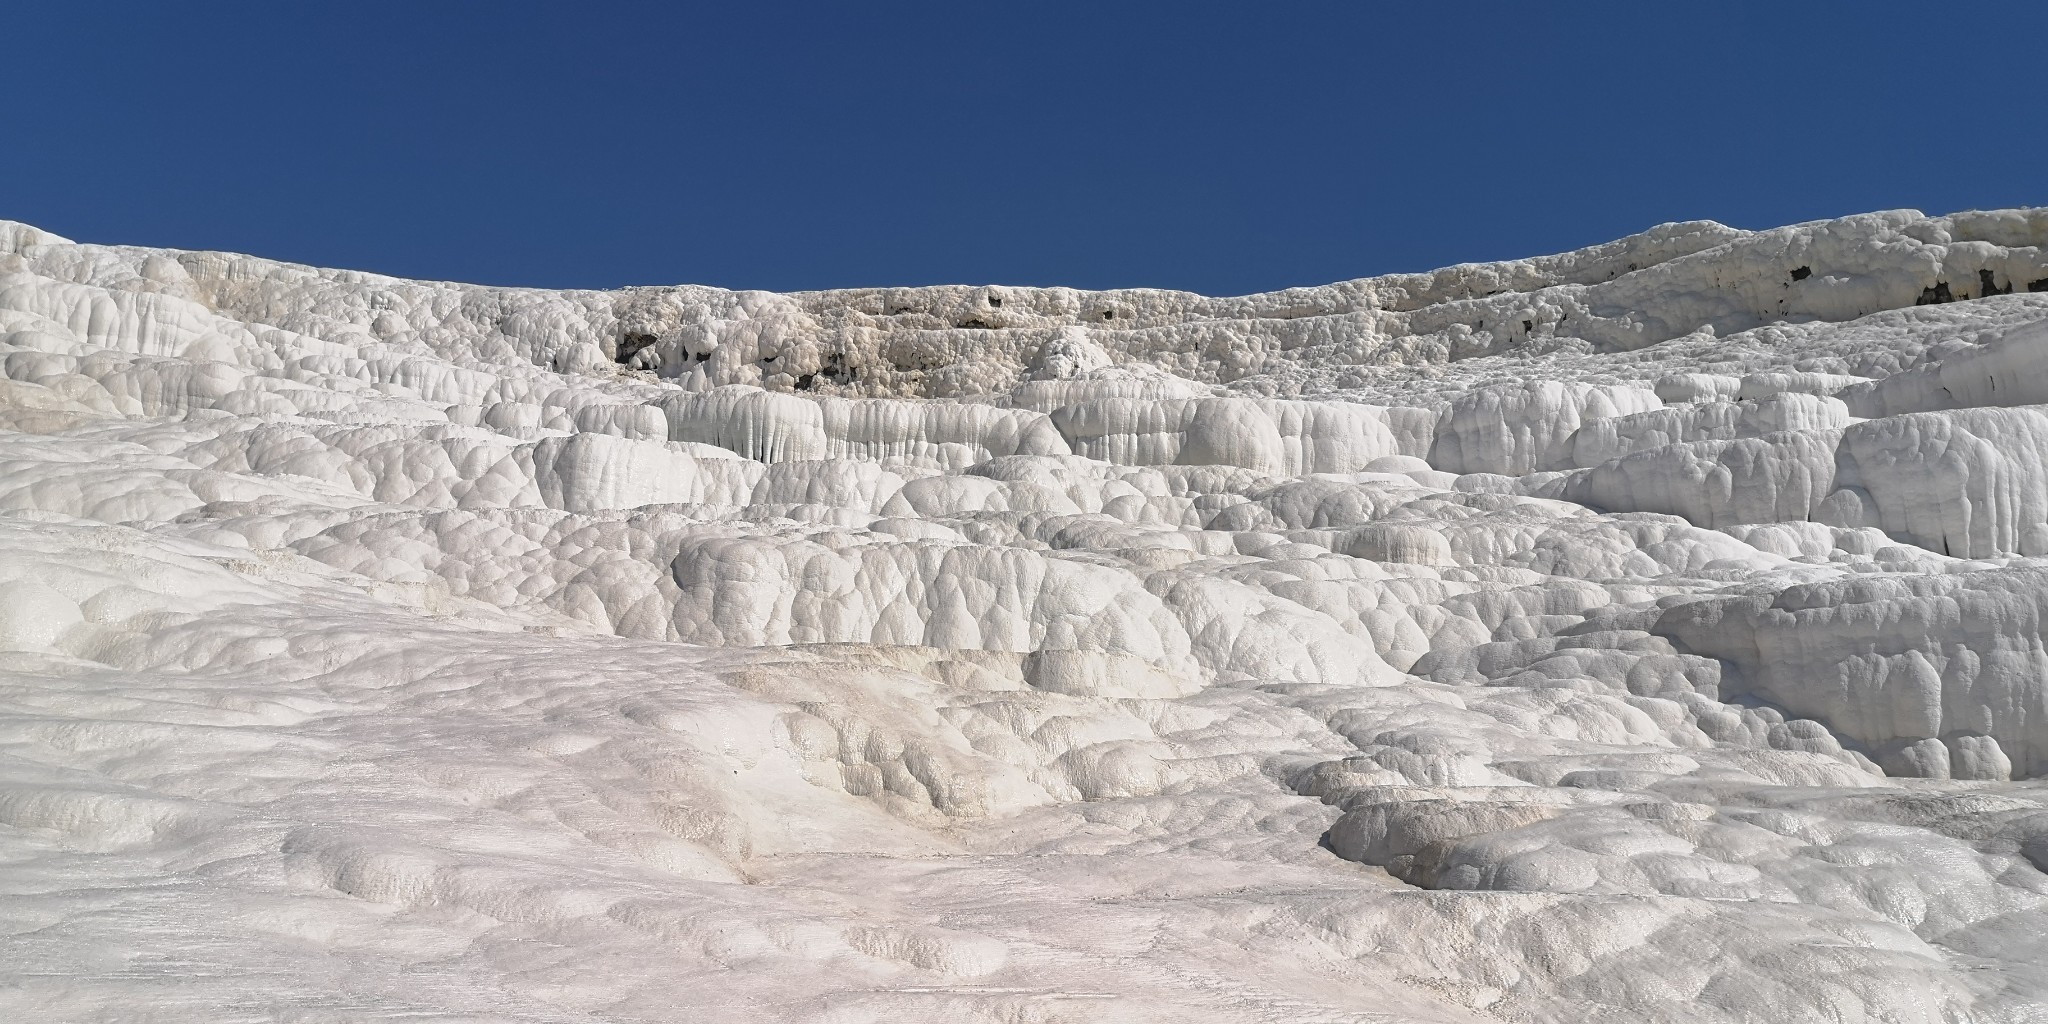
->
[[4, 210, 2048, 1022]]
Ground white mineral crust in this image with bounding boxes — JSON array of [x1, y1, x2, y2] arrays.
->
[[4, 209, 2048, 1021]]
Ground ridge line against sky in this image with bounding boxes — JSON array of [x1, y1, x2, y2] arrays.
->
[[6, 1, 2044, 295]]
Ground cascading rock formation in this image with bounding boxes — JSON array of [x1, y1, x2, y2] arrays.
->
[[5, 209, 2048, 1022]]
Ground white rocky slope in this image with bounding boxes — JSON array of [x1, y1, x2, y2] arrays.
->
[[3, 209, 2048, 1022]]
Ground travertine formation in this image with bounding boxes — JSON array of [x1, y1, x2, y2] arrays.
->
[[4, 209, 2048, 1022]]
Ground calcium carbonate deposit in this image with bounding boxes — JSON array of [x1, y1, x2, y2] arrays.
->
[[6, 209, 2048, 1022]]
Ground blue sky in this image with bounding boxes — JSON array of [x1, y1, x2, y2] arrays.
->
[[6, 3, 2042, 294]]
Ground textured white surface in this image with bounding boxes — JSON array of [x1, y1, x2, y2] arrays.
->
[[4, 210, 2048, 1021]]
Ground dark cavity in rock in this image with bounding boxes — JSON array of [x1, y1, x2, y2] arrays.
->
[[615, 332, 659, 366]]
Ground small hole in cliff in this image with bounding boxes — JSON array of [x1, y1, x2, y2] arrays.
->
[[1101, 310, 1115, 321], [795, 373, 817, 391], [957, 318, 992, 329], [1916, 282, 1954, 305], [615, 333, 658, 365], [822, 352, 855, 385], [1790, 266, 1811, 282], [1980, 269, 2013, 297], [2029, 278, 2048, 293], [988, 296, 1002, 307]]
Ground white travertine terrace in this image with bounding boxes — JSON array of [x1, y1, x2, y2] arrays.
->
[[4, 209, 2048, 1021]]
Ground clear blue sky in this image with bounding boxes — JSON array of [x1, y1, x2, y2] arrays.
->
[[6, 3, 2042, 295]]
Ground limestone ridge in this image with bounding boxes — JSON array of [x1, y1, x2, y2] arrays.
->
[[3, 209, 2048, 1022]]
